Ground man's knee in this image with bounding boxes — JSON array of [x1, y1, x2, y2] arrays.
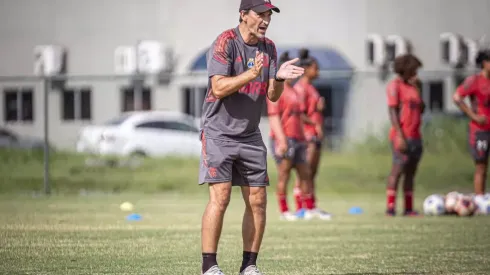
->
[[246, 187, 267, 212], [209, 182, 232, 211]]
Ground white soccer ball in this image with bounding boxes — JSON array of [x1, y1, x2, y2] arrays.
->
[[445, 191, 462, 213], [474, 195, 490, 215], [423, 194, 446, 216], [120, 201, 134, 212], [454, 196, 476, 217]]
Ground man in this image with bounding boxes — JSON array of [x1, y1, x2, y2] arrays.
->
[[198, 1, 305, 274]]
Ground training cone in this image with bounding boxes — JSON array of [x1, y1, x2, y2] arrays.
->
[[126, 213, 142, 221], [349, 206, 364, 215]]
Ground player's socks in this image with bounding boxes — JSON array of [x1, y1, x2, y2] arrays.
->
[[386, 188, 396, 213], [293, 187, 302, 211], [202, 253, 218, 274], [240, 251, 258, 273], [304, 194, 315, 210], [404, 190, 413, 212], [277, 193, 289, 213]]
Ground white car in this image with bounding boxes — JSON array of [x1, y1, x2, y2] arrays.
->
[[76, 111, 202, 158]]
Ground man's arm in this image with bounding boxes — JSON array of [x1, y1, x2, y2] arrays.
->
[[211, 69, 259, 99], [267, 79, 284, 102], [269, 115, 287, 144], [388, 107, 404, 138], [386, 83, 405, 140]]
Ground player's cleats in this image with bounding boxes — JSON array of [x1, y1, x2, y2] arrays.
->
[[313, 208, 332, 220], [239, 265, 263, 275], [202, 265, 225, 275], [403, 210, 420, 217], [280, 211, 298, 221], [385, 209, 396, 216]]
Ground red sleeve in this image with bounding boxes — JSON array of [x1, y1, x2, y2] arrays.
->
[[307, 94, 318, 116], [267, 97, 280, 116], [456, 75, 477, 97], [386, 81, 400, 107]]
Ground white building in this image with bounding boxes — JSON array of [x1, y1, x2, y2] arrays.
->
[[0, 0, 489, 150]]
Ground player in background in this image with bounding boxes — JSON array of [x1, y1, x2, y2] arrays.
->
[[199, 1, 305, 274], [453, 49, 490, 199], [267, 51, 316, 221], [386, 54, 425, 217], [292, 48, 332, 220]]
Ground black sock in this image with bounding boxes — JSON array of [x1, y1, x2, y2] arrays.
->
[[202, 253, 217, 273], [240, 251, 258, 272]]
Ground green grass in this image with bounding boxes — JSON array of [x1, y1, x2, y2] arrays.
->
[[0, 193, 489, 274], [1, 115, 489, 274]]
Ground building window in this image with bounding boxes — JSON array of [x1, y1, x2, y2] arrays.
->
[[62, 87, 92, 121], [182, 86, 207, 117], [421, 81, 445, 113], [3, 87, 34, 122], [121, 86, 152, 112]]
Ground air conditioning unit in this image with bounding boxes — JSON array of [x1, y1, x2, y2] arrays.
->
[[114, 46, 137, 74], [386, 35, 412, 61], [440, 33, 465, 67], [137, 40, 172, 74], [33, 45, 66, 76], [366, 34, 387, 67]]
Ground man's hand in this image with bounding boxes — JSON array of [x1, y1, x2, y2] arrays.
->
[[315, 124, 324, 140], [317, 97, 325, 112], [276, 58, 305, 80], [251, 51, 264, 77], [275, 139, 288, 158]]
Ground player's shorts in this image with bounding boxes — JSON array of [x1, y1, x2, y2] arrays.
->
[[391, 139, 423, 165], [198, 135, 269, 187], [269, 138, 307, 165], [469, 130, 490, 162], [306, 134, 323, 149]]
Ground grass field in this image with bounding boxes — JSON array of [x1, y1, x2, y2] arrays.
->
[[1, 116, 489, 274], [1, 193, 490, 275]]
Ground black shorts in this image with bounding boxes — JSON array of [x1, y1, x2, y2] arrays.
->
[[307, 135, 323, 149], [391, 139, 423, 166], [469, 130, 490, 163], [270, 138, 307, 165]]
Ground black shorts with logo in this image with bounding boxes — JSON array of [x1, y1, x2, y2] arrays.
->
[[391, 139, 423, 166], [270, 138, 307, 165], [469, 130, 490, 162]]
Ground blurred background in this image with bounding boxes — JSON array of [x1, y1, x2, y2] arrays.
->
[[0, 0, 489, 194]]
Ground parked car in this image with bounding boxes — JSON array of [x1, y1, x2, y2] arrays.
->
[[0, 127, 47, 150], [76, 110, 202, 158]]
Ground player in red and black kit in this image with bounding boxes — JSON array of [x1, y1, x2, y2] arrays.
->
[[267, 51, 316, 221], [386, 54, 425, 217], [453, 49, 490, 197], [292, 49, 332, 220]]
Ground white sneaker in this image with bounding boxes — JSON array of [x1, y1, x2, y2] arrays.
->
[[203, 265, 225, 275], [280, 211, 298, 221], [313, 208, 332, 220], [239, 265, 263, 275]]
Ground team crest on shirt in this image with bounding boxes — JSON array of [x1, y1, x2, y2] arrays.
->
[[247, 58, 254, 68]]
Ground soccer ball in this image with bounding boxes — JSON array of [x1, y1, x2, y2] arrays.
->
[[423, 194, 446, 216], [474, 194, 490, 215], [454, 196, 476, 216], [445, 191, 462, 213]]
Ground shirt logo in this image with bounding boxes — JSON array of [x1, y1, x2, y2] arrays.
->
[[247, 58, 254, 68]]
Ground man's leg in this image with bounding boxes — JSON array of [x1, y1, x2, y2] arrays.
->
[[201, 182, 232, 273], [199, 136, 237, 274], [234, 139, 269, 274], [240, 185, 267, 272]]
